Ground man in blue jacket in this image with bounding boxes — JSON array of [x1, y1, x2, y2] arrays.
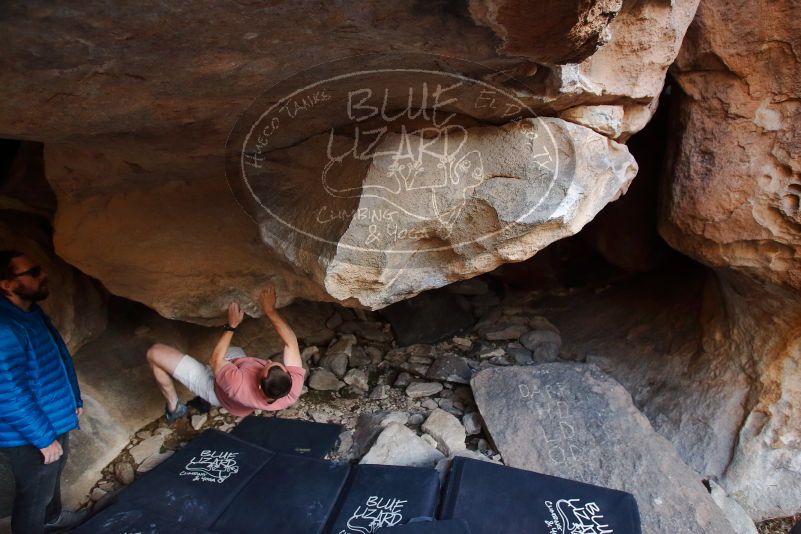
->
[[0, 250, 85, 533]]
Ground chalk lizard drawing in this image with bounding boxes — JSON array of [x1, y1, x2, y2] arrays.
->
[[338, 496, 407, 533], [179, 450, 239, 484]]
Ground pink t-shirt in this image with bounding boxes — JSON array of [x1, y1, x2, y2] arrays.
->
[[213, 357, 305, 417]]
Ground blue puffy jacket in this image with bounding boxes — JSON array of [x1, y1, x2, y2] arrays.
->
[[0, 296, 82, 448]]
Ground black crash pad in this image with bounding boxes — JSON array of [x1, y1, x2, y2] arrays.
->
[[212, 452, 350, 534], [112, 430, 273, 528], [791, 519, 801, 534], [72, 504, 215, 534], [326, 464, 441, 533], [439, 457, 642, 534], [231, 415, 342, 458], [383, 519, 472, 533]]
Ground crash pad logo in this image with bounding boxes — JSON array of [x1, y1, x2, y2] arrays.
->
[[179, 449, 239, 484], [338, 495, 407, 533], [225, 53, 562, 269], [544, 499, 614, 534]]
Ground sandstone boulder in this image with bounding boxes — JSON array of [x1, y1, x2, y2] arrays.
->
[[472, 363, 732, 534], [534, 263, 801, 522], [360, 423, 444, 468], [0, 0, 704, 321], [659, 0, 801, 519]]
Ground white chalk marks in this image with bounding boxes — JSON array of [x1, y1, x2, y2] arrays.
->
[[518, 383, 581, 466], [179, 449, 240, 484], [339, 495, 408, 533], [225, 53, 566, 272]]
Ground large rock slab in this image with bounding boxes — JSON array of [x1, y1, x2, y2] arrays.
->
[[658, 0, 801, 518], [533, 263, 801, 522], [662, 0, 801, 293], [318, 117, 637, 309], [472, 363, 732, 534], [0, 0, 702, 320]]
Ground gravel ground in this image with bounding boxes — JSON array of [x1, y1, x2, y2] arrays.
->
[[757, 513, 800, 534]]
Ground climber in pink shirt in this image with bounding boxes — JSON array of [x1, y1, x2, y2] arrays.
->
[[146, 284, 306, 421]]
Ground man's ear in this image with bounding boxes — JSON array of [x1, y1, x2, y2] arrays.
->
[[0, 279, 12, 297]]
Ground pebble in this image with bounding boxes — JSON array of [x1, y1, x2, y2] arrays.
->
[[300, 345, 320, 364], [325, 312, 344, 329], [138, 450, 174, 473], [451, 336, 473, 349], [379, 411, 409, 427], [394, 372, 412, 387], [519, 328, 562, 362], [406, 382, 444, 398], [369, 384, 390, 400], [463, 412, 483, 435], [422, 399, 439, 410], [191, 414, 207, 430], [326, 335, 356, 358], [437, 398, 463, 416], [349, 347, 372, 367], [507, 346, 534, 365], [309, 368, 345, 391], [365, 346, 384, 364], [478, 347, 505, 360], [343, 369, 369, 392], [408, 413, 425, 426], [481, 324, 530, 341], [322, 353, 349, 378], [337, 430, 354, 458], [422, 409, 467, 455], [129, 435, 165, 465], [488, 355, 512, 366], [309, 410, 331, 423], [114, 461, 135, 485]]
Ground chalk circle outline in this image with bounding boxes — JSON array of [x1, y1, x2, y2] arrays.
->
[[226, 53, 562, 255]]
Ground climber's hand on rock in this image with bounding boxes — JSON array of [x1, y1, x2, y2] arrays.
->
[[227, 302, 244, 328], [259, 285, 277, 313]]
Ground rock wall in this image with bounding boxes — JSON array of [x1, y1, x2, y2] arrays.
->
[[659, 0, 801, 519], [0, 143, 106, 351]]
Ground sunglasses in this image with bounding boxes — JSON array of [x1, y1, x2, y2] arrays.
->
[[11, 265, 43, 279]]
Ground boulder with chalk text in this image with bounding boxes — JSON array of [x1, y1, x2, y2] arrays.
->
[[471, 363, 733, 534]]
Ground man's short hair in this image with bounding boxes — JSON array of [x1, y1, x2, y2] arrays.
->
[[0, 250, 23, 280], [261, 367, 292, 399]]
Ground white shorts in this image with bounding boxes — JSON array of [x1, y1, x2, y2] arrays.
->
[[172, 345, 246, 406]]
